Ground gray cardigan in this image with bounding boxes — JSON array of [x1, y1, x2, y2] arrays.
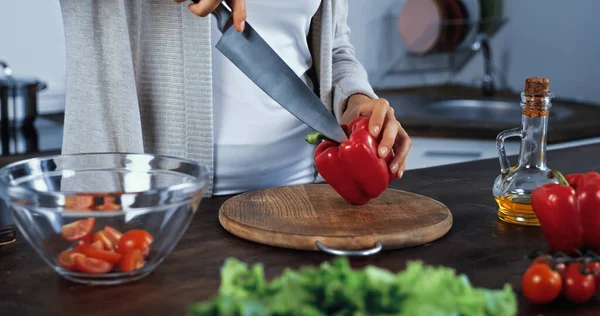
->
[[58, 0, 377, 196]]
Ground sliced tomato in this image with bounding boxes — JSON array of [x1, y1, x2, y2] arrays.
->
[[77, 244, 123, 264], [93, 230, 115, 251], [64, 195, 94, 211], [94, 196, 120, 211], [57, 250, 85, 271], [60, 217, 95, 241], [117, 229, 154, 257], [120, 249, 145, 272], [73, 240, 103, 253], [103, 226, 123, 246], [74, 256, 113, 274], [78, 233, 95, 245]]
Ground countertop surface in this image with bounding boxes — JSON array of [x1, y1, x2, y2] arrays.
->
[[376, 85, 600, 144], [1, 145, 600, 315]]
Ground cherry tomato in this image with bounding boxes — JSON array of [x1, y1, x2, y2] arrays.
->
[[60, 218, 95, 241], [73, 240, 104, 254], [533, 256, 567, 277], [78, 244, 123, 264], [120, 249, 145, 272], [117, 230, 153, 257], [74, 256, 113, 274], [94, 196, 120, 211], [555, 262, 567, 277], [563, 263, 595, 303], [522, 262, 563, 304], [93, 231, 115, 251], [586, 261, 600, 286], [64, 195, 94, 211], [57, 250, 85, 271], [103, 226, 123, 245], [78, 233, 95, 245]]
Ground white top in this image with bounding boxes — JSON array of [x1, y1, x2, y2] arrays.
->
[[211, 0, 322, 195]]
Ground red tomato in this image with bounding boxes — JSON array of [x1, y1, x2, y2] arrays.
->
[[93, 230, 115, 251], [60, 218, 95, 241], [64, 195, 94, 211], [94, 196, 120, 211], [78, 233, 95, 245], [73, 240, 103, 254], [120, 249, 145, 272], [555, 263, 567, 277], [563, 263, 596, 303], [74, 256, 113, 274], [117, 230, 153, 257], [103, 226, 123, 245], [522, 262, 563, 304], [586, 261, 600, 286], [77, 244, 123, 265], [57, 250, 85, 271]]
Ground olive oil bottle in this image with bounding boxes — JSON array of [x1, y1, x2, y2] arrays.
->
[[492, 77, 558, 226]]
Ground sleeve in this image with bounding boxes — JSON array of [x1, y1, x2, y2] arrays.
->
[[330, 0, 379, 121]]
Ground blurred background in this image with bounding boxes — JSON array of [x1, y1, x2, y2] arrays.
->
[[0, 0, 599, 170]]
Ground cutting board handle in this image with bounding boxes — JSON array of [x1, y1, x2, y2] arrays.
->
[[190, 0, 233, 33], [315, 241, 383, 256]]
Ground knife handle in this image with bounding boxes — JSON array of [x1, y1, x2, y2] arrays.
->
[[190, 0, 233, 33]]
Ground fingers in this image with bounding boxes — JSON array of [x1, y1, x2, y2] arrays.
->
[[389, 122, 412, 178], [378, 108, 398, 158], [227, 0, 247, 32], [188, 0, 221, 17], [367, 99, 389, 137], [187, 0, 246, 32], [398, 161, 406, 179]]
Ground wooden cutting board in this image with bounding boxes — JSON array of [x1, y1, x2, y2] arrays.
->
[[218, 184, 452, 253]]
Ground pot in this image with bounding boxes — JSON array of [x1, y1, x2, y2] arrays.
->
[[0, 61, 47, 127]]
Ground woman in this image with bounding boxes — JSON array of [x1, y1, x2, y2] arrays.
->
[[58, 0, 412, 196]]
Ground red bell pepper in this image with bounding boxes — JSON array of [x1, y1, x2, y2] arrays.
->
[[305, 116, 394, 205], [565, 172, 600, 250], [531, 170, 584, 255], [531, 170, 600, 255]]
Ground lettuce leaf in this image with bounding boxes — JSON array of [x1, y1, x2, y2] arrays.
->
[[187, 258, 516, 316]]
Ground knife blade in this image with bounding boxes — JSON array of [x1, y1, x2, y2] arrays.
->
[[190, 0, 349, 143]]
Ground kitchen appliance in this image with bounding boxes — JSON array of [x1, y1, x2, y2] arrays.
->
[[192, 0, 348, 143], [0, 61, 47, 127], [493, 77, 558, 226], [219, 184, 452, 256]]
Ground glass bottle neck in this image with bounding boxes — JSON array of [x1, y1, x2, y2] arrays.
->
[[518, 114, 548, 169], [517, 92, 553, 170]]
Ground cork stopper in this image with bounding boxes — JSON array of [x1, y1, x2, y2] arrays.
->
[[522, 77, 551, 117], [524, 77, 550, 95]]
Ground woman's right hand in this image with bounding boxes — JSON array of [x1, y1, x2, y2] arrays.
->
[[173, 0, 246, 32]]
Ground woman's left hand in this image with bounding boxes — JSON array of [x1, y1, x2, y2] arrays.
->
[[340, 94, 412, 179]]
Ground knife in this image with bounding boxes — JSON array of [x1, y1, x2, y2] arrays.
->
[[190, 0, 349, 143]]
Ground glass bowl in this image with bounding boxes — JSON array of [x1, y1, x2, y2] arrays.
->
[[0, 152, 209, 285]]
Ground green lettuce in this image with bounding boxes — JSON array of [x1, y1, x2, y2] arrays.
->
[[187, 258, 517, 316]]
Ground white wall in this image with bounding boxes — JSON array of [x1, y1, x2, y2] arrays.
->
[[1, 0, 599, 114], [347, 0, 600, 105], [0, 0, 66, 114]]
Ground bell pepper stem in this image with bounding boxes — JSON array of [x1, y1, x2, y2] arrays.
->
[[305, 132, 338, 145], [548, 170, 569, 186]]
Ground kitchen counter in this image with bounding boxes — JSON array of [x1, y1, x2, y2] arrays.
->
[[376, 85, 600, 144], [1, 144, 600, 315]]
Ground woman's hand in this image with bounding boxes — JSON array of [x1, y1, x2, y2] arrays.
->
[[173, 0, 246, 32], [340, 94, 412, 179]]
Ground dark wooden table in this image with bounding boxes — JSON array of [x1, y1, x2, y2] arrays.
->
[[2, 144, 600, 315]]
